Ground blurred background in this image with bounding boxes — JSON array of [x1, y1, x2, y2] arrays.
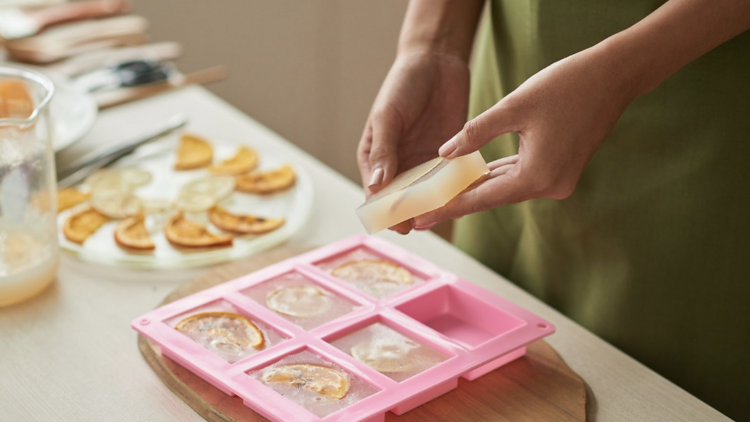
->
[[131, 0, 407, 184]]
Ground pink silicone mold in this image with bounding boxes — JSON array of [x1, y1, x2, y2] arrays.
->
[[132, 235, 555, 422]]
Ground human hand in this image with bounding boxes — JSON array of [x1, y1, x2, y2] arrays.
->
[[357, 50, 470, 233], [412, 47, 638, 230]]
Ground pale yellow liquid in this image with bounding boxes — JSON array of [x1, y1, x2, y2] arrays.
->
[[0, 230, 58, 307]]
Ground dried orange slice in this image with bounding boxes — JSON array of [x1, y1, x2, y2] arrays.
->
[[176, 312, 264, 350], [174, 134, 214, 170], [0, 78, 34, 119], [208, 206, 285, 235], [351, 340, 419, 373], [332, 260, 413, 286], [235, 165, 295, 194], [164, 212, 233, 248], [63, 207, 109, 244], [57, 188, 90, 212], [208, 146, 259, 175], [266, 286, 330, 317], [114, 215, 155, 250], [262, 364, 349, 399]]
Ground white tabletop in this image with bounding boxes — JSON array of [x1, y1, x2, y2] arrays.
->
[[0, 87, 729, 422]]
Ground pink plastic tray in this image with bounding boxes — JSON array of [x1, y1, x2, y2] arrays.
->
[[132, 236, 555, 422]]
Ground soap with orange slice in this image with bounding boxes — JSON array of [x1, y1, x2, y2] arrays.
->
[[174, 134, 214, 170], [63, 207, 109, 244], [164, 212, 233, 248], [175, 312, 264, 351], [235, 164, 295, 194], [208, 206, 285, 235], [208, 146, 259, 175], [332, 260, 413, 286], [114, 215, 155, 250], [262, 364, 350, 399], [57, 188, 90, 212]]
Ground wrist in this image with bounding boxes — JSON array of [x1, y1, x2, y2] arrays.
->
[[588, 33, 663, 102]]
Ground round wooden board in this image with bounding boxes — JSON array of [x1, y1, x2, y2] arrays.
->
[[138, 246, 591, 422]]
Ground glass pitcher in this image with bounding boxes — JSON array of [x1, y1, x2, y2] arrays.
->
[[0, 65, 57, 307]]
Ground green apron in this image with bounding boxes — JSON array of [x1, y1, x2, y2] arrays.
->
[[455, 1, 750, 418]]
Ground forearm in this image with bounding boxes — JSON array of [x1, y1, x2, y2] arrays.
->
[[599, 0, 750, 98], [397, 0, 484, 62]]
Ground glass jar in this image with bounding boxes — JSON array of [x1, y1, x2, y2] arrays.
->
[[0, 65, 58, 307]]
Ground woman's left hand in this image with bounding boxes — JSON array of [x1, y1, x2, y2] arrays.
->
[[412, 45, 638, 231]]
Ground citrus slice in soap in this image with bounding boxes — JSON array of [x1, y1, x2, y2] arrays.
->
[[57, 187, 90, 212], [63, 207, 109, 244], [332, 260, 413, 285], [164, 212, 233, 248], [114, 215, 155, 250], [208, 206, 285, 235], [180, 175, 236, 202], [175, 192, 215, 212], [262, 364, 349, 399], [208, 146, 259, 175], [351, 339, 419, 373], [174, 134, 214, 170], [266, 286, 330, 317], [235, 165, 295, 194], [175, 312, 264, 350], [90, 188, 141, 219]]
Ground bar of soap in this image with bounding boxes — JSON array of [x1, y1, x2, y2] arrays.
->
[[356, 151, 489, 234]]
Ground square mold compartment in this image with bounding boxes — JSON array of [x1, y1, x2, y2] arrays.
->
[[314, 246, 428, 300], [395, 284, 525, 350], [247, 348, 381, 419], [164, 300, 288, 364], [327, 320, 451, 383], [242, 271, 364, 331]]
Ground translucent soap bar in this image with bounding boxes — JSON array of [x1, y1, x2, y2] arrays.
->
[[356, 151, 489, 234]]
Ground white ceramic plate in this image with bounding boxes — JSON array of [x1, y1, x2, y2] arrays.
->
[[57, 134, 314, 268]]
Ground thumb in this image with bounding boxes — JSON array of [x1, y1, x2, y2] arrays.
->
[[367, 108, 401, 189], [439, 103, 516, 159]]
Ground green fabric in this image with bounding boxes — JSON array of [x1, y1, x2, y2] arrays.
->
[[454, 1, 750, 419]]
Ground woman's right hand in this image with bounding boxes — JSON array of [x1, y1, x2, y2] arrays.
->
[[357, 49, 470, 233]]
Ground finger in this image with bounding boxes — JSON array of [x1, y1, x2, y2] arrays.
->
[[388, 220, 413, 235], [357, 121, 375, 193], [439, 103, 517, 159], [487, 154, 519, 171], [368, 107, 402, 189], [412, 168, 533, 228]]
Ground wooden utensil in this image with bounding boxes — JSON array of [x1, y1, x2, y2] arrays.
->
[[94, 66, 228, 109]]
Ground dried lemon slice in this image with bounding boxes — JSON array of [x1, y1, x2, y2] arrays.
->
[[175, 134, 213, 170], [139, 197, 174, 214], [208, 146, 259, 175], [114, 215, 155, 250], [90, 188, 141, 219], [208, 206, 285, 235], [262, 364, 349, 399], [180, 175, 236, 202], [266, 286, 330, 317], [85, 170, 129, 191], [164, 212, 233, 248], [117, 168, 152, 187], [57, 188, 90, 212], [332, 260, 413, 286], [175, 193, 215, 212], [175, 312, 264, 350], [63, 207, 109, 244], [235, 165, 295, 194], [351, 340, 419, 373]]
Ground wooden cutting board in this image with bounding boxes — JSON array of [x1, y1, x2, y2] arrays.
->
[[137, 247, 590, 422]]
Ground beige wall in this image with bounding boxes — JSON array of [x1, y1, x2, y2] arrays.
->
[[131, 0, 408, 184]]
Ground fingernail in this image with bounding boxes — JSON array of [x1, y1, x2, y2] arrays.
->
[[412, 218, 436, 231], [438, 138, 457, 157], [368, 167, 384, 187]]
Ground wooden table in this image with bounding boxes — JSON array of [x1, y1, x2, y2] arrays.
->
[[0, 87, 730, 422]]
